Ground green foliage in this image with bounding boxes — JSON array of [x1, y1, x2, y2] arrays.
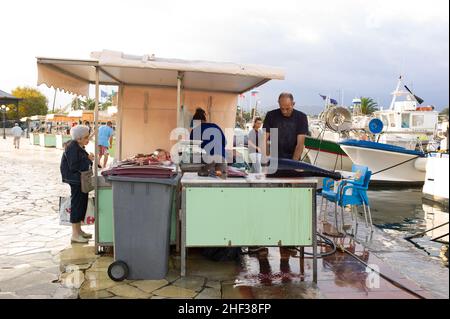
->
[[439, 107, 448, 116], [6, 87, 48, 119], [71, 96, 110, 111], [360, 97, 378, 115]]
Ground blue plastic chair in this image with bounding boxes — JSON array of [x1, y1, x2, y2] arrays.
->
[[320, 165, 373, 232]]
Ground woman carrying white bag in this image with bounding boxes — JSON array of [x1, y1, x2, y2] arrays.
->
[[60, 125, 94, 243]]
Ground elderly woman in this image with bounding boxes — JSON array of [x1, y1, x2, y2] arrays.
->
[[60, 125, 94, 243]]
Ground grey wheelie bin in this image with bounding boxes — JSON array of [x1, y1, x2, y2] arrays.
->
[[106, 174, 181, 281]]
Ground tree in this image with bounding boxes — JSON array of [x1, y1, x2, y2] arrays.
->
[[439, 107, 449, 117], [360, 97, 378, 115], [7, 87, 48, 119], [71, 96, 112, 111]]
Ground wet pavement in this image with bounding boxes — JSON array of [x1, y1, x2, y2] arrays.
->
[[0, 137, 448, 299]]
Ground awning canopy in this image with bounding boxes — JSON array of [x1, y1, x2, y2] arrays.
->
[[37, 50, 285, 96], [0, 89, 22, 105]]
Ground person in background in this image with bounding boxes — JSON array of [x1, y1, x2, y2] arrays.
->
[[98, 121, 114, 168], [83, 121, 92, 135], [247, 117, 264, 173], [60, 125, 94, 243], [11, 123, 23, 149], [190, 109, 226, 163], [190, 108, 207, 129]]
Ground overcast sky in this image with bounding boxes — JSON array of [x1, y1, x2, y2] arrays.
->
[[1, 0, 448, 114]]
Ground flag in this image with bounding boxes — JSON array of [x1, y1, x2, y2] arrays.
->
[[101, 90, 108, 98], [251, 91, 258, 97], [404, 85, 424, 104], [319, 94, 338, 105]]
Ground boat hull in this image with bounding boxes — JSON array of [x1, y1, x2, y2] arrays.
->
[[340, 144, 426, 184], [423, 155, 449, 206], [304, 137, 353, 171]]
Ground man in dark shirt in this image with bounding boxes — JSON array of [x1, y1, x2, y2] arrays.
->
[[259, 92, 309, 259], [263, 92, 308, 160]]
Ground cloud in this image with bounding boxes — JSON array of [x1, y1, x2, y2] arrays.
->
[[0, 0, 448, 113]]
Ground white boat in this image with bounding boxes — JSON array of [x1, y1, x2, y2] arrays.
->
[[373, 76, 439, 149], [340, 139, 427, 185], [423, 153, 449, 205]]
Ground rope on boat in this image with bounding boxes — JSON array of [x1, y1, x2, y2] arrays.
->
[[372, 153, 428, 176]]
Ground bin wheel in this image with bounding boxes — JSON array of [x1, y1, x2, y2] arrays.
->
[[108, 260, 129, 281]]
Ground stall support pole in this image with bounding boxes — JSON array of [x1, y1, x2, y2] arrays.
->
[[176, 72, 184, 128], [94, 67, 100, 254], [312, 188, 317, 283], [117, 84, 124, 161], [181, 188, 187, 276]]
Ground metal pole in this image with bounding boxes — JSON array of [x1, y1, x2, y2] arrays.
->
[[52, 88, 57, 113], [177, 72, 183, 128], [94, 67, 100, 254], [2, 111, 6, 139]]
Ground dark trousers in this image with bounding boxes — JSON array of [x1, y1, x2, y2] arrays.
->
[[70, 184, 88, 224]]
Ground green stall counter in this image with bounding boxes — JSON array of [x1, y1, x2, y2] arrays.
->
[[39, 133, 56, 147], [56, 134, 72, 149], [180, 173, 318, 281], [29, 133, 40, 145]]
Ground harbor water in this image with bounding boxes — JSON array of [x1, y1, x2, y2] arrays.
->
[[368, 188, 449, 264]]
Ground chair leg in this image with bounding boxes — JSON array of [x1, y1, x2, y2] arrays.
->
[[319, 196, 324, 221], [334, 203, 338, 231], [322, 198, 329, 223], [350, 205, 354, 221], [362, 202, 369, 227], [367, 205, 374, 232], [340, 205, 345, 233]]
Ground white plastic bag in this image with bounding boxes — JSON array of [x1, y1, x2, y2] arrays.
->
[[59, 197, 95, 226]]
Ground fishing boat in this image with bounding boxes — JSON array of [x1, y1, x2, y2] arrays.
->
[[373, 76, 439, 149], [339, 139, 427, 185], [338, 76, 440, 185], [303, 135, 353, 171]]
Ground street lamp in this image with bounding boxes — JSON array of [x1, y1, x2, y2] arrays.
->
[[1, 104, 10, 139]]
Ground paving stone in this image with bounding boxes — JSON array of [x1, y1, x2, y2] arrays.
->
[[79, 288, 114, 299], [153, 285, 197, 299], [60, 271, 85, 289], [205, 280, 222, 290], [108, 284, 151, 299], [195, 287, 221, 299], [172, 276, 206, 292], [130, 280, 169, 293], [52, 287, 78, 299]]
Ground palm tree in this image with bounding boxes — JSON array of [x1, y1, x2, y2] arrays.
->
[[360, 97, 378, 115]]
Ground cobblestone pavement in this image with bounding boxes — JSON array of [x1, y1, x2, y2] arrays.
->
[[0, 136, 447, 299]]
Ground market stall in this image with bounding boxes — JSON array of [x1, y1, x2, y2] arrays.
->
[[36, 50, 291, 278]]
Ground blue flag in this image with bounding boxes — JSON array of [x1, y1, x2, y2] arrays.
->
[[319, 94, 338, 105]]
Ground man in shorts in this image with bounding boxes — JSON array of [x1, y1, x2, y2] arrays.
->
[[98, 121, 114, 168]]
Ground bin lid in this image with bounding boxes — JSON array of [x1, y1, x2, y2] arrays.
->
[[106, 174, 181, 186]]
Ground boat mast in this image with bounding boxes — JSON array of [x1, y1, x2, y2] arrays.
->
[[389, 75, 402, 110]]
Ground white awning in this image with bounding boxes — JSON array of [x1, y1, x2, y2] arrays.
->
[[37, 50, 285, 96]]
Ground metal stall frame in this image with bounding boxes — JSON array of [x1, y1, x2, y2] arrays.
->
[[36, 51, 285, 255]]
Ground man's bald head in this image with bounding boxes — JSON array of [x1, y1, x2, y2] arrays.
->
[[278, 92, 295, 117]]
